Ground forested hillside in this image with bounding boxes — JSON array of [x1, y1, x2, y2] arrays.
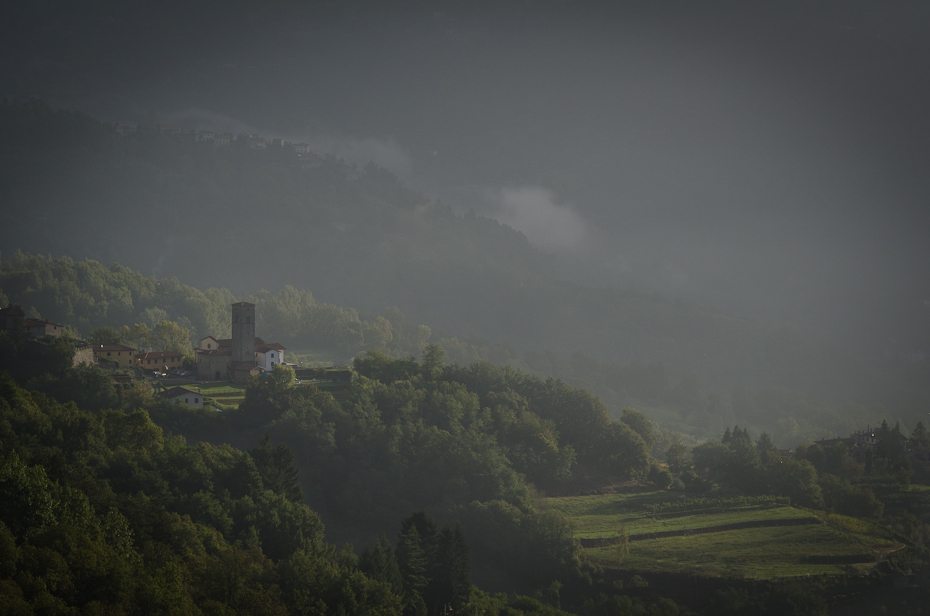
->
[[3, 99, 922, 410], [2, 251, 927, 446], [2, 329, 928, 614]]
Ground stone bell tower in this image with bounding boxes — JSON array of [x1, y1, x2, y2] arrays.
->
[[230, 301, 255, 365]]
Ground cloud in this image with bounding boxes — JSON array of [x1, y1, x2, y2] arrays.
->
[[495, 187, 590, 254]]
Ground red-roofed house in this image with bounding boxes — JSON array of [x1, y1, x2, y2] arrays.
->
[[22, 318, 63, 338], [93, 343, 136, 368], [255, 342, 286, 370], [136, 351, 184, 372]]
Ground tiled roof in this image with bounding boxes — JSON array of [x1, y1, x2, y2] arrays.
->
[[233, 363, 263, 371], [94, 344, 135, 352], [136, 351, 184, 359], [231, 301, 255, 307], [160, 386, 200, 398], [0, 304, 25, 317], [255, 343, 286, 353]]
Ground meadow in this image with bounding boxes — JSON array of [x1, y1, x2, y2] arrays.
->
[[545, 491, 899, 579]]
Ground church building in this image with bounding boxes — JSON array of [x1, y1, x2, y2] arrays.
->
[[194, 302, 286, 382]]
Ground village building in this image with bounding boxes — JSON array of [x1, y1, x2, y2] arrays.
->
[[160, 386, 203, 407], [22, 318, 62, 338], [1, 305, 63, 339], [93, 343, 135, 368], [255, 342, 285, 371], [136, 350, 184, 372], [72, 341, 95, 367], [194, 302, 286, 382]]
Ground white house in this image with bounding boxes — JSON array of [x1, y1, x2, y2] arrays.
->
[[160, 386, 204, 408], [255, 343, 285, 371]]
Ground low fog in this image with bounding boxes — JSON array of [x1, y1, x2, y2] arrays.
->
[[3, 0, 929, 350]]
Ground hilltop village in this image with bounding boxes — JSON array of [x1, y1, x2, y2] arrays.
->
[[1, 300, 288, 384]]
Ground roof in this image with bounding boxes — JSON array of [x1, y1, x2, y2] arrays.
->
[[23, 318, 62, 328], [255, 342, 286, 353], [136, 351, 184, 359], [231, 301, 255, 307], [196, 348, 230, 356], [0, 304, 25, 317], [200, 335, 218, 342], [94, 344, 135, 352], [160, 386, 201, 399], [233, 363, 263, 372]]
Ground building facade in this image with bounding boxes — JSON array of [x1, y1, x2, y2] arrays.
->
[[93, 344, 136, 368]]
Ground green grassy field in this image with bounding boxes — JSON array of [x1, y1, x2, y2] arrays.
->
[[184, 382, 247, 405], [545, 491, 899, 579], [286, 349, 336, 367]]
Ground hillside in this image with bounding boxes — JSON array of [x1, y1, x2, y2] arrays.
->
[[3, 101, 924, 411]]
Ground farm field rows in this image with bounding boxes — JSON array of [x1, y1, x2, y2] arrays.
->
[[545, 491, 899, 579]]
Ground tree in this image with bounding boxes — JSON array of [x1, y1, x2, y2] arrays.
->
[[152, 320, 191, 354], [396, 525, 429, 616], [249, 434, 303, 503], [434, 524, 470, 615], [125, 323, 153, 350], [619, 407, 656, 451], [755, 432, 779, 464], [421, 343, 445, 379], [360, 537, 404, 595], [910, 421, 930, 458], [665, 434, 689, 475], [88, 326, 122, 345]]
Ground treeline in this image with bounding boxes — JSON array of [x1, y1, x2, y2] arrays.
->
[[676, 424, 930, 551], [0, 251, 438, 359], [2, 252, 919, 448]]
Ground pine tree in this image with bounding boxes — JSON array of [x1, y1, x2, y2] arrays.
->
[[249, 434, 303, 502], [397, 525, 429, 616], [360, 536, 403, 595], [435, 523, 471, 614]]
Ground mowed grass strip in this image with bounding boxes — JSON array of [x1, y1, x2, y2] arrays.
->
[[585, 524, 875, 579], [545, 493, 809, 538]]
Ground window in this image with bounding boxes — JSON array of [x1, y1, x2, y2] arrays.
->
[[194, 398, 199, 403], [184, 398, 188, 403], [107, 352, 111, 356]]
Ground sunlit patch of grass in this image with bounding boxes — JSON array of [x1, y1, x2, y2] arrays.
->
[[585, 524, 875, 579], [547, 491, 890, 579]]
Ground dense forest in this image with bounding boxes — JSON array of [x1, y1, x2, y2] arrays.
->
[[1, 323, 929, 614]]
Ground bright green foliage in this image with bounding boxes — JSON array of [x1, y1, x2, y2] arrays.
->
[[152, 320, 192, 354]]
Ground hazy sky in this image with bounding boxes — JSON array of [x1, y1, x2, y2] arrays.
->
[[3, 0, 929, 347]]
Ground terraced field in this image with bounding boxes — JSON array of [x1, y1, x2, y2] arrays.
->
[[545, 492, 900, 579], [186, 382, 247, 406]]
